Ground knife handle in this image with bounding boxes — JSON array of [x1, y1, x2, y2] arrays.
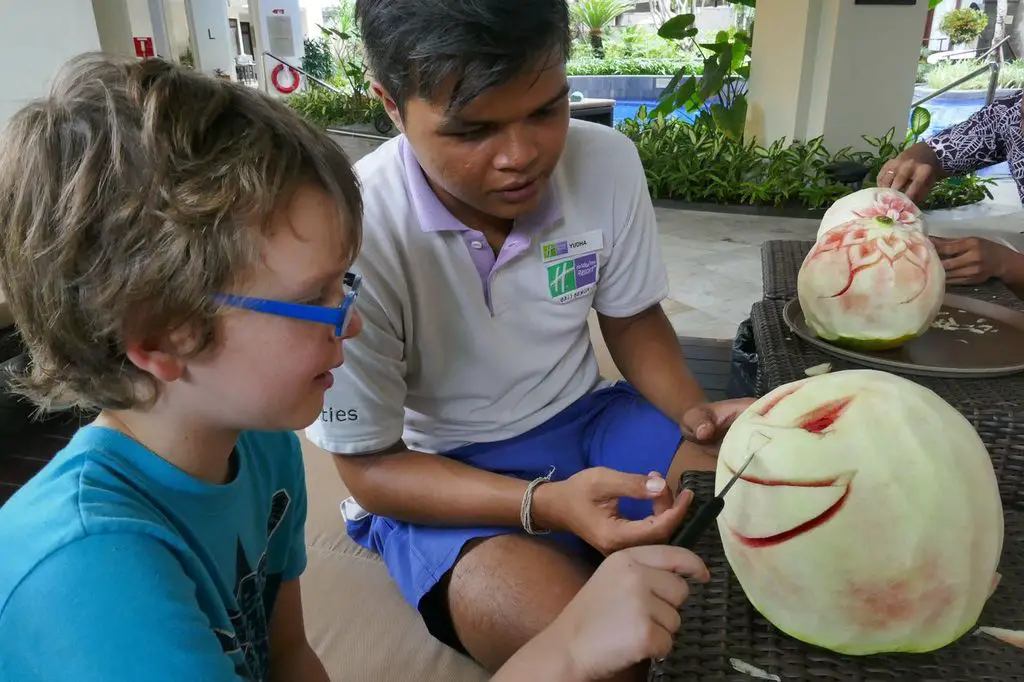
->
[[669, 496, 724, 549]]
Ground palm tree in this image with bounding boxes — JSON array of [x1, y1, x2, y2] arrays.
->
[[571, 0, 637, 58]]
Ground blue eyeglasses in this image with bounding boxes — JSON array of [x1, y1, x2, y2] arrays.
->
[[213, 272, 362, 338]]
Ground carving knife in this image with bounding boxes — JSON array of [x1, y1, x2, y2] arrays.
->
[[669, 447, 757, 549]]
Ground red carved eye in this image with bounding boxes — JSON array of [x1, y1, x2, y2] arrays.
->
[[796, 397, 853, 434], [757, 384, 801, 417]]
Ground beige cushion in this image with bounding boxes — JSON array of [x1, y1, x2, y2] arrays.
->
[[300, 434, 490, 681], [298, 311, 622, 680]]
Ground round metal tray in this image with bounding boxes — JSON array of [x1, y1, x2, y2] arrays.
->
[[782, 294, 1024, 378]]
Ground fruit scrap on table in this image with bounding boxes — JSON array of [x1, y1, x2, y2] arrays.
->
[[804, 363, 832, 377], [729, 658, 781, 681], [975, 626, 1024, 649]]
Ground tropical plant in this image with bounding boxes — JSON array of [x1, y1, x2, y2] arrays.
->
[[570, 0, 637, 58], [618, 106, 859, 210], [654, 12, 751, 140], [857, 106, 995, 210], [287, 19, 386, 131], [567, 56, 695, 76], [617, 104, 991, 212], [940, 8, 988, 46], [301, 37, 334, 81], [924, 58, 1024, 90]]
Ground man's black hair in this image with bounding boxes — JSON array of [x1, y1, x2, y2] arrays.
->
[[354, 0, 572, 114]]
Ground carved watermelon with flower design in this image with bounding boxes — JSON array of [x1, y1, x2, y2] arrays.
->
[[817, 187, 926, 240], [798, 215, 945, 350]]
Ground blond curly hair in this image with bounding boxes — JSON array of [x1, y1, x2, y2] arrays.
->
[[0, 53, 363, 412]]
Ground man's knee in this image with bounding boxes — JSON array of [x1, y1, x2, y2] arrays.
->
[[445, 533, 594, 670], [667, 439, 717, 492]]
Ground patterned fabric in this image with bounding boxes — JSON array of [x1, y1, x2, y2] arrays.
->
[[925, 90, 1024, 201]]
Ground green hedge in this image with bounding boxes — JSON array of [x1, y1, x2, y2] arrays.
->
[[567, 57, 696, 77], [617, 107, 993, 212], [285, 87, 383, 129]]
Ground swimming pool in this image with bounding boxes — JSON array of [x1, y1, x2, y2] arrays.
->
[[613, 95, 1010, 177]]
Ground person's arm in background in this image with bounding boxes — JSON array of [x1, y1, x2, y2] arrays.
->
[[590, 134, 752, 446], [878, 91, 1023, 202], [491, 545, 710, 682], [932, 235, 1024, 298]]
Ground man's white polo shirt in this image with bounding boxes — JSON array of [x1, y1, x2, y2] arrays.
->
[[305, 119, 670, 456]]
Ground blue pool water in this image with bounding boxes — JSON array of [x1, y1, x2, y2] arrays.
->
[[614, 95, 1010, 178]]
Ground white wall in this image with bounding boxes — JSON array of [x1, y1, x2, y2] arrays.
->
[[185, 0, 235, 77], [126, 0, 154, 36], [0, 0, 101, 128], [746, 0, 928, 153], [165, 0, 192, 61], [91, 0, 135, 57]]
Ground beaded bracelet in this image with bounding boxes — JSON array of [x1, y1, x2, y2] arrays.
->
[[520, 466, 556, 535]]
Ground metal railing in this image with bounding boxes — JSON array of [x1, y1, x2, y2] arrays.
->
[[913, 36, 1012, 109]]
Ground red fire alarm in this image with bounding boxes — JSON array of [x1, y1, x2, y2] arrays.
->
[[133, 37, 155, 59]]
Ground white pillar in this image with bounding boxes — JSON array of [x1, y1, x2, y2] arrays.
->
[[1, 0, 101, 128], [91, 0, 136, 58], [184, 0, 235, 79], [745, 0, 929, 153], [248, 0, 305, 96], [147, 0, 174, 59]]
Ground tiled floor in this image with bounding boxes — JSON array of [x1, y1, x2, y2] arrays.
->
[[657, 207, 819, 341]]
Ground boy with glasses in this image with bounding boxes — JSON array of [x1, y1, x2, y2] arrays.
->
[[0, 53, 708, 681]]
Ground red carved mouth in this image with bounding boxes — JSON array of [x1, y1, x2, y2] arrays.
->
[[723, 465, 855, 548]]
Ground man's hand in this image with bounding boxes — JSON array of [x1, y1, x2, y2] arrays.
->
[[876, 142, 943, 202], [931, 235, 1017, 285], [678, 398, 755, 446], [549, 545, 710, 680], [533, 468, 694, 555]]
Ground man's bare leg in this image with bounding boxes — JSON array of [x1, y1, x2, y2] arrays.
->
[[666, 439, 718, 494], [447, 534, 648, 682]]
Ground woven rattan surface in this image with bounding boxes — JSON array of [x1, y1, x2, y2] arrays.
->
[[760, 240, 1024, 311], [651, 471, 1024, 682]]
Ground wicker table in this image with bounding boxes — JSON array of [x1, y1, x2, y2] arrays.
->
[[650, 239, 1024, 681]]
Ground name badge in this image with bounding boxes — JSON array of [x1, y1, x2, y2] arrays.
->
[[540, 230, 604, 263]]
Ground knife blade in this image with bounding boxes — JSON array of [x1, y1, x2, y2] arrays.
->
[[669, 447, 757, 549]]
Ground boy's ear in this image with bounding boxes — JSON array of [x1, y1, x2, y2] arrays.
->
[[123, 325, 194, 383], [372, 81, 404, 133]]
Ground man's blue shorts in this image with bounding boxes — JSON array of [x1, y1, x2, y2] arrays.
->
[[344, 380, 682, 646]]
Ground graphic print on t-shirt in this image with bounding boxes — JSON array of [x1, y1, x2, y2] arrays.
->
[[213, 489, 291, 681]]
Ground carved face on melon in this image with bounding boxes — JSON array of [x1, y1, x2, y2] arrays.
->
[[817, 187, 926, 240], [798, 215, 945, 350], [716, 369, 1004, 655]]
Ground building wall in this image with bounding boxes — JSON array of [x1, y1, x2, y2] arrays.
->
[[0, 0, 101, 128]]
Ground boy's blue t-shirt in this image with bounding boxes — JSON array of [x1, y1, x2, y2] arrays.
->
[[0, 424, 308, 682]]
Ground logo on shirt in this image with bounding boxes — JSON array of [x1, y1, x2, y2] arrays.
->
[[547, 253, 598, 303], [213, 488, 291, 682], [540, 230, 604, 264], [542, 241, 568, 260]]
